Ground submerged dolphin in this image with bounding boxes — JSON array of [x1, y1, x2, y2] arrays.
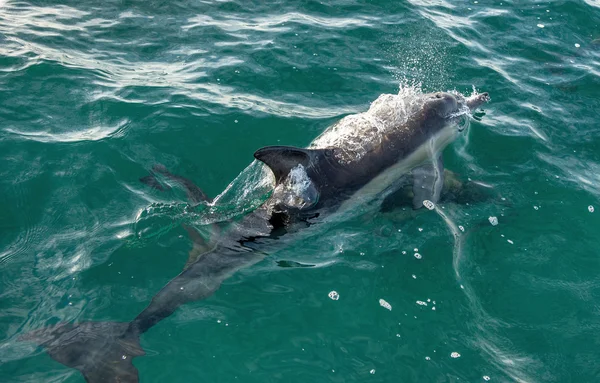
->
[[23, 90, 489, 382]]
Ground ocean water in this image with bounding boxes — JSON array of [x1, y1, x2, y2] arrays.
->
[[1, 0, 600, 382]]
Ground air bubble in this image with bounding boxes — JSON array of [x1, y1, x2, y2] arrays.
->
[[414, 253, 422, 259], [423, 200, 435, 210], [450, 352, 461, 358], [588, 205, 594, 213], [488, 216, 498, 226], [379, 299, 392, 310], [328, 291, 340, 300]]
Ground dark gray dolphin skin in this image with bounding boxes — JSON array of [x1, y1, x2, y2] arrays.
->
[[23, 91, 489, 382]]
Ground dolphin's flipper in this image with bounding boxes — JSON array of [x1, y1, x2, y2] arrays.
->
[[381, 169, 497, 213], [411, 155, 445, 209], [440, 177, 496, 205], [254, 145, 333, 183], [140, 164, 210, 204], [21, 322, 143, 383], [140, 166, 220, 268], [183, 224, 218, 269]]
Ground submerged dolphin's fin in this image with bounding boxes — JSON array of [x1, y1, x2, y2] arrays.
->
[[412, 155, 445, 209], [21, 322, 144, 383], [254, 146, 333, 183], [140, 164, 210, 204]]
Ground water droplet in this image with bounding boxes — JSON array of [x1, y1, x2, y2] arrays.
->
[[370, 369, 376, 374], [418, 228, 423, 232], [588, 205, 594, 213], [507, 239, 514, 244], [459, 225, 465, 232], [328, 291, 340, 300], [423, 200, 435, 210], [402, 251, 407, 255], [416, 300, 427, 306], [234, 120, 238, 123], [488, 216, 498, 226], [414, 253, 422, 259], [537, 24, 545, 28], [451, 352, 461, 358], [483, 376, 491, 381], [575, 43, 580, 48], [425, 356, 431, 360], [412, 274, 417, 279], [122, 355, 127, 360], [414, 248, 419, 252], [533, 206, 539, 210], [379, 299, 392, 310]]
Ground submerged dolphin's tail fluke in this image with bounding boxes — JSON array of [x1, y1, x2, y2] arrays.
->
[[21, 322, 144, 383]]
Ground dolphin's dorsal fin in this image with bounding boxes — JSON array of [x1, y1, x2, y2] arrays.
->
[[254, 146, 332, 183]]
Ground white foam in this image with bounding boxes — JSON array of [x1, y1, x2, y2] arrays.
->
[[310, 85, 423, 164], [277, 164, 318, 209]]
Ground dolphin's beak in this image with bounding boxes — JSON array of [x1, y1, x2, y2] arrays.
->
[[466, 92, 490, 111]]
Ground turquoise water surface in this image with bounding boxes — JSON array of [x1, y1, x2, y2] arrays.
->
[[2, 0, 600, 382]]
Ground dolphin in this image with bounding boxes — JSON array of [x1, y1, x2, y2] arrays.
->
[[22, 90, 489, 382]]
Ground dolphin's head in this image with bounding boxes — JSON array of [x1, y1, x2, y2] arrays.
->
[[423, 92, 461, 118], [417, 91, 489, 151], [422, 91, 489, 133], [423, 91, 489, 118]]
